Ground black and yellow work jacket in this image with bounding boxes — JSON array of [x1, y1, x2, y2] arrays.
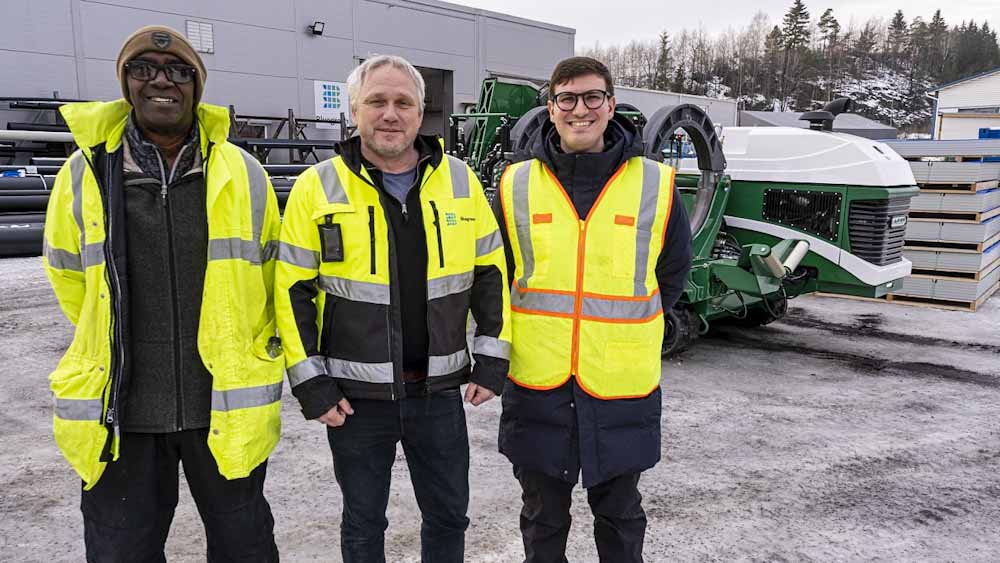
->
[[43, 100, 284, 489], [275, 136, 511, 417]]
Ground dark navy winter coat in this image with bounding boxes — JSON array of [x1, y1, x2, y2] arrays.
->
[[492, 113, 693, 487]]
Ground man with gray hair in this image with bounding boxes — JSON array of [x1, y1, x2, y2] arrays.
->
[[275, 55, 511, 562]]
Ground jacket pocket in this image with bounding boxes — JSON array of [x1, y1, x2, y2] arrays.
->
[[429, 200, 445, 268], [50, 359, 111, 489]]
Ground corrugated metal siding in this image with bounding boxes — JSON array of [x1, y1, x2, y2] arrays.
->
[[0, 0, 573, 131], [906, 216, 1000, 243], [894, 263, 1000, 301], [882, 139, 1000, 157]]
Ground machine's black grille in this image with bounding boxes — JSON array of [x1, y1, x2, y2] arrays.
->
[[762, 190, 842, 241], [848, 198, 911, 266]]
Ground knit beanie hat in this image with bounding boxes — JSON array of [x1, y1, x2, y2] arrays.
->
[[116, 25, 207, 105]]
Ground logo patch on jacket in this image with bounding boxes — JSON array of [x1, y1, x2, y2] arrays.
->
[[445, 212, 457, 226]]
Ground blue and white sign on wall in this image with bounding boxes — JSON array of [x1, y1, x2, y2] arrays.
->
[[314, 80, 350, 130]]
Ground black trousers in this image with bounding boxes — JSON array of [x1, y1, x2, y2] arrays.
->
[[81, 429, 278, 563], [326, 388, 471, 563], [514, 466, 647, 563]]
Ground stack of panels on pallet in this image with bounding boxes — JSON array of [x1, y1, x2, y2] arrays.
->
[[885, 139, 1000, 310]]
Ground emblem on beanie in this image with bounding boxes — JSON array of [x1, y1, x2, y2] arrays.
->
[[151, 31, 171, 49]]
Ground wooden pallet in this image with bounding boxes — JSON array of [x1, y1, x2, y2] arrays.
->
[[885, 282, 999, 312], [905, 232, 1000, 253], [917, 180, 998, 194], [908, 206, 1000, 224]]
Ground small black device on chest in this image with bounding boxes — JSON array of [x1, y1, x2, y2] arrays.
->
[[318, 215, 344, 262]]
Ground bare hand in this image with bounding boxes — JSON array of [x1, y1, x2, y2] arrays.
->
[[464, 383, 495, 406], [318, 398, 354, 427]]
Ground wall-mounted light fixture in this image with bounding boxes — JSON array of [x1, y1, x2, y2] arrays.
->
[[308, 21, 325, 36]]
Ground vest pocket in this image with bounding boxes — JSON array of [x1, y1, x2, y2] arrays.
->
[[604, 340, 645, 373], [518, 219, 549, 280], [612, 221, 637, 279]]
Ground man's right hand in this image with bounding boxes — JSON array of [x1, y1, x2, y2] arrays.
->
[[317, 398, 354, 427]]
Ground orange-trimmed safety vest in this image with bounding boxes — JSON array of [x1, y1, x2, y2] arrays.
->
[[498, 156, 675, 399]]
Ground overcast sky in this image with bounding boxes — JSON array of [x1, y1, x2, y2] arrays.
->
[[460, 0, 998, 48]]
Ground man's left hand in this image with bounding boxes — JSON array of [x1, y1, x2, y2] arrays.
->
[[464, 383, 495, 406]]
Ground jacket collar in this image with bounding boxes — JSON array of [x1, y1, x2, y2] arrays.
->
[[334, 134, 444, 180], [530, 112, 644, 176], [60, 99, 231, 159]]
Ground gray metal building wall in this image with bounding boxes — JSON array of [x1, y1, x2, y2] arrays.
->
[[0, 0, 573, 135]]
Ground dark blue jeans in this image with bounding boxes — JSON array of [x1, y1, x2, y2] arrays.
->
[[326, 387, 470, 563]]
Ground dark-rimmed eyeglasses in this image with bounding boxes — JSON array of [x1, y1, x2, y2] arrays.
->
[[551, 90, 610, 111], [124, 61, 197, 84]]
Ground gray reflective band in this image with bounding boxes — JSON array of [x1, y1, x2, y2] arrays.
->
[[511, 164, 534, 288], [56, 154, 107, 272], [262, 240, 278, 263], [428, 271, 474, 300], [511, 288, 575, 315], [83, 242, 105, 268], [241, 150, 268, 242], [581, 295, 662, 320], [633, 160, 661, 296], [473, 335, 511, 360], [70, 153, 86, 245], [428, 349, 470, 376], [476, 229, 502, 258], [287, 356, 326, 387], [54, 397, 104, 421], [316, 159, 348, 204], [318, 275, 391, 305], [277, 241, 319, 270], [326, 358, 394, 383], [212, 382, 283, 412], [447, 155, 470, 199], [44, 241, 82, 272], [208, 237, 264, 264]]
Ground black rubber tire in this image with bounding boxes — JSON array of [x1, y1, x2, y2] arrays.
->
[[662, 307, 696, 357]]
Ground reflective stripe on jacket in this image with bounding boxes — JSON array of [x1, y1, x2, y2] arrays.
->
[[43, 99, 284, 489], [499, 157, 675, 399], [276, 149, 511, 400]]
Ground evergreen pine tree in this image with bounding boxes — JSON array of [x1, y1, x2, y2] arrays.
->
[[654, 31, 672, 91]]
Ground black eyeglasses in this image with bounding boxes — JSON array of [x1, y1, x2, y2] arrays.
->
[[551, 89, 610, 111], [124, 60, 197, 84]]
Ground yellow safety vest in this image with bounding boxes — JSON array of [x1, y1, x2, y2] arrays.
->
[[498, 157, 675, 399], [276, 149, 511, 393], [43, 100, 284, 489]]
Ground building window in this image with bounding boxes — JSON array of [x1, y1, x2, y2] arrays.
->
[[186, 21, 215, 54], [957, 107, 999, 114]]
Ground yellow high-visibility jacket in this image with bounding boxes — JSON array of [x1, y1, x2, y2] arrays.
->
[[498, 157, 675, 399], [43, 99, 283, 489], [275, 139, 511, 408]]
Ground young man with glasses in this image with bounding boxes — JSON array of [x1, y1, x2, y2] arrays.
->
[[43, 25, 282, 560], [493, 56, 693, 562]]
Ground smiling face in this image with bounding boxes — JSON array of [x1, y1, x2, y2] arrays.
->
[[351, 64, 423, 162], [126, 51, 195, 138], [547, 73, 615, 154]]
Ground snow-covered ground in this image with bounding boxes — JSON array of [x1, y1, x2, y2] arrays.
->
[[2, 256, 999, 561]]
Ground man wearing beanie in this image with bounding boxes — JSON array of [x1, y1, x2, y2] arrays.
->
[[42, 25, 282, 561]]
